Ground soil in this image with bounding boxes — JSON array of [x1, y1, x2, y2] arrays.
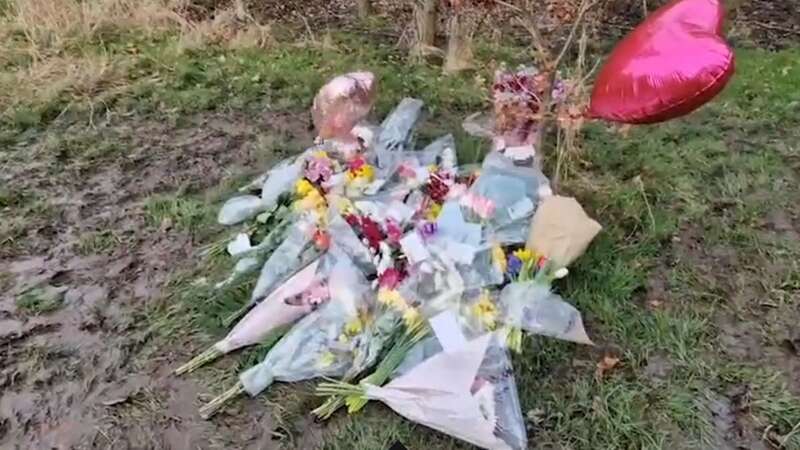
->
[[0, 109, 313, 449]]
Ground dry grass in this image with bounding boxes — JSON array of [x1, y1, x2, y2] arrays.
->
[[178, 2, 274, 51], [5, 0, 187, 58], [0, 0, 273, 118]]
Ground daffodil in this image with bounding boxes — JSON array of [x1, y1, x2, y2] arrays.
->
[[295, 179, 315, 197], [402, 307, 422, 328], [513, 248, 535, 263], [377, 289, 407, 311], [471, 291, 498, 330], [491, 244, 507, 273], [344, 317, 363, 336]]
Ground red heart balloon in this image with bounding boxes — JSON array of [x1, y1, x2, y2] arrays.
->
[[588, 0, 735, 124]]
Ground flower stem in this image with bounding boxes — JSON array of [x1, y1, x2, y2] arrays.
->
[[175, 345, 224, 376], [199, 382, 246, 420]]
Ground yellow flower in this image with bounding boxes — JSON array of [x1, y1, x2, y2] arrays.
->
[[513, 248, 535, 263], [506, 327, 523, 353], [402, 307, 422, 328], [313, 150, 329, 159], [338, 333, 349, 344], [491, 245, 507, 273], [344, 317, 363, 336], [357, 164, 375, 181], [377, 289, 407, 311], [426, 203, 443, 221], [318, 351, 336, 368], [295, 179, 314, 197], [427, 164, 439, 173], [471, 291, 498, 330], [295, 188, 326, 211]]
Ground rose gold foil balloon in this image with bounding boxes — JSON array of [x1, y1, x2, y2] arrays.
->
[[589, 0, 735, 124], [311, 72, 376, 140]]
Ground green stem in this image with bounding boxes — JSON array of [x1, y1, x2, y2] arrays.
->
[[175, 345, 224, 376], [311, 396, 346, 420], [199, 382, 246, 420]]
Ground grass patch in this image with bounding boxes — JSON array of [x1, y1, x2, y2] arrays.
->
[[75, 230, 121, 255], [16, 286, 65, 314], [143, 195, 216, 235]]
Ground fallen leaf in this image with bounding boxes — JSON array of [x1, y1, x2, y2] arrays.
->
[[646, 299, 663, 309], [595, 355, 620, 382]]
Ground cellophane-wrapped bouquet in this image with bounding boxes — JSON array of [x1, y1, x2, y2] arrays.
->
[[178, 71, 602, 449]]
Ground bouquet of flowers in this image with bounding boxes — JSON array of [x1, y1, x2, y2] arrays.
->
[[199, 256, 372, 419], [180, 73, 605, 450]]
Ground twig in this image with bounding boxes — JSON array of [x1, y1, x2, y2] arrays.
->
[[741, 20, 800, 36], [296, 12, 317, 43], [553, 0, 598, 71]]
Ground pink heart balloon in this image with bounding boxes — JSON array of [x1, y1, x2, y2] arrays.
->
[[589, 0, 735, 124]]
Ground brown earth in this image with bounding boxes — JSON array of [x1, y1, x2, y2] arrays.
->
[[0, 110, 312, 449]]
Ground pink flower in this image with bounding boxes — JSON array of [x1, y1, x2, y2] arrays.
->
[[397, 163, 416, 179], [474, 197, 496, 220], [348, 156, 366, 171], [385, 220, 403, 244], [305, 157, 333, 183], [378, 268, 403, 290], [461, 192, 495, 220]]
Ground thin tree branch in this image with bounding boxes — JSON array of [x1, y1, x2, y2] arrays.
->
[[553, 0, 598, 71]]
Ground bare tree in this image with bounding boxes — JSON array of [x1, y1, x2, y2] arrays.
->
[[357, 0, 372, 18]]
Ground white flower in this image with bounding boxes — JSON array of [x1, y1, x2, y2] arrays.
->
[[554, 267, 569, 279]]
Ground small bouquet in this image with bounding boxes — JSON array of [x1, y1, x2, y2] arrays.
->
[[320, 311, 528, 450], [199, 257, 372, 419], [175, 256, 328, 375]]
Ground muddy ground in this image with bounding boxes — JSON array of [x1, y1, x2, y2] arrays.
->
[[0, 110, 315, 449]]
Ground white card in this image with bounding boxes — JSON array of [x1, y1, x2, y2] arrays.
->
[[400, 232, 430, 264]]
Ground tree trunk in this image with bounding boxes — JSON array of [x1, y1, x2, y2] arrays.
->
[[443, 9, 475, 73], [357, 0, 371, 19], [409, 0, 439, 59], [415, 0, 437, 47]]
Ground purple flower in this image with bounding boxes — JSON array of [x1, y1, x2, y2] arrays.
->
[[418, 221, 437, 240], [507, 255, 522, 277]]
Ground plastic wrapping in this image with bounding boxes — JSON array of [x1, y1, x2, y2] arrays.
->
[[463, 152, 551, 237], [218, 195, 268, 226], [374, 98, 425, 171], [498, 281, 591, 345], [327, 212, 376, 275], [456, 246, 504, 290], [369, 321, 527, 450], [240, 258, 372, 396], [261, 157, 303, 209], [216, 258, 325, 354], [312, 72, 377, 140], [250, 217, 316, 302]]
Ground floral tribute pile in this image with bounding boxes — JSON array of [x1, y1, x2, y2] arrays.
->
[[176, 71, 602, 449]]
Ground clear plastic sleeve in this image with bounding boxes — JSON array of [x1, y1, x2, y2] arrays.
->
[[240, 258, 372, 396], [498, 281, 592, 345]]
